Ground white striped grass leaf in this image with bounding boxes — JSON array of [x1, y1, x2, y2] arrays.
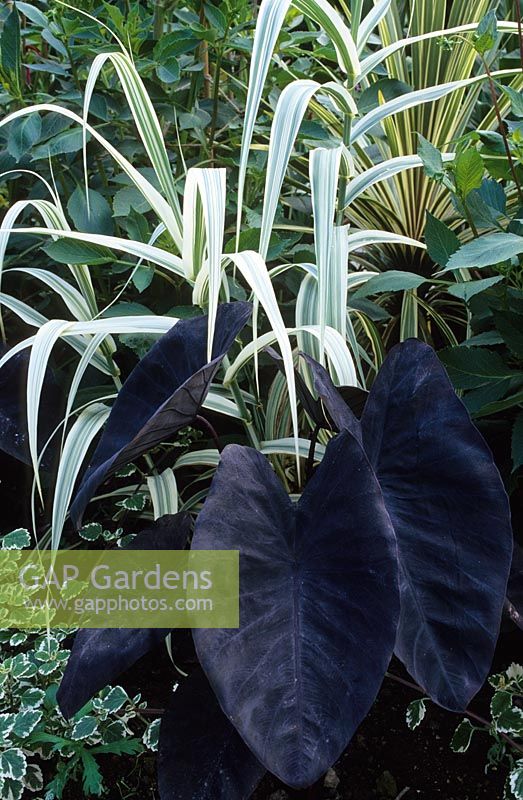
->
[[0, 227, 185, 278], [83, 51, 183, 242], [147, 468, 178, 519], [0, 295, 113, 375], [0, 292, 48, 327], [328, 225, 350, 342], [259, 80, 356, 259], [175, 449, 221, 469], [27, 320, 72, 500], [310, 146, 343, 359], [264, 369, 292, 441], [351, 70, 521, 143], [226, 249, 300, 471], [183, 168, 226, 360], [224, 324, 357, 387], [346, 230, 426, 253], [344, 153, 455, 208], [261, 437, 326, 460], [97, 222, 166, 319], [0, 105, 181, 245], [357, 0, 392, 54], [61, 333, 107, 450], [236, 0, 292, 245], [346, 270, 379, 290], [0, 315, 177, 375], [236, 0, 358, 242], [8, 268, 92, 320], [400, 289, 419, 342], [51, 403, 110, 549], [0, 168, 59, 205], [292, 0, 359, 80], [359, 21, 520, 80], [0, 199, 95, 315], [203, 391, 243, 419], [174, 439, 326, 471]]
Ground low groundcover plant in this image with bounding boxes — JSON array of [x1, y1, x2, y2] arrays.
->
[[48, 304, 514, 799]]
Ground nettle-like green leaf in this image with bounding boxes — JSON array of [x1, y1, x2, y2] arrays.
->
[[445, 233, 523, 271], [474, 10, 498, 54], [454, 150, 484, 197], [417, 134, 444, 179], [447, 276, 504, 303], [71, 716, 99, 741], [1, 529, 30, 550], [352, 270, 426, 298], [406, 698, 427, 730], [450, 719, 476, 753], [512, 412, 523, 473], [502, 86, 523, 118], [425, 212, 459, 268]]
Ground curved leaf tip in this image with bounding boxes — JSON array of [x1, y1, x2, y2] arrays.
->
[[70, 302, 251, 528]]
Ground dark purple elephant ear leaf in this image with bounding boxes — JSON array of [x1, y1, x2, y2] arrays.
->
[[300, 353, 362, 439], [361, 338, 513, 711], [158, 668, 265, 800], [192, 434, 399, 788], [0, 346, 61, 468], [57, 513, 192, 718], [70, 302, 251, 527]]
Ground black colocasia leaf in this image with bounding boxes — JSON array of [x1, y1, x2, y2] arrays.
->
[[192, 433, 399, 788], [158, 669, 265, 800], [361, 339, 513, 711], [57, 513, 191, 718], [70, 302, 251, 527]]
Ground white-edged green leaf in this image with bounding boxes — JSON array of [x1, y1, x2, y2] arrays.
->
[[2, 528, 30, 550], [406, 698, 427, 730], [71, 715, 98, 741], [450, 719, 476, 753]]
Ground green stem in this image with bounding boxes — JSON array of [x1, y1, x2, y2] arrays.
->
[[223, 357, 261, 450]]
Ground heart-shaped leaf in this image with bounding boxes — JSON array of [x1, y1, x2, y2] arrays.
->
[[70, 302, 251, 527], [361, 339, 513, 711], [158, 669, 265, 800], [192, 433, 399, 788], [57, 513, 191, 718]]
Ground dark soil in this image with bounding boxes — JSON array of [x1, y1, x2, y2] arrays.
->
[[90, 628, 520, 800]]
